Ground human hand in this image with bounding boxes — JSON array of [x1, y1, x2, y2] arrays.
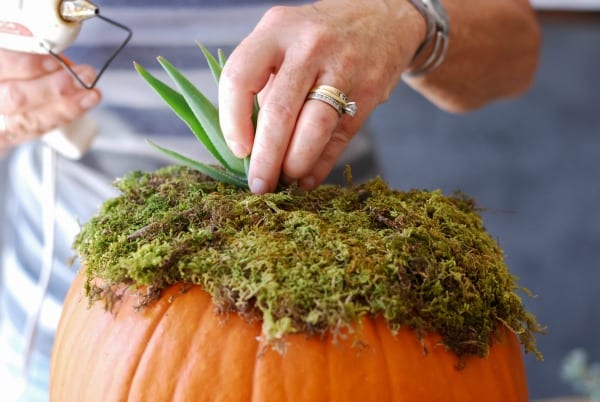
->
[[0, 49, 101, 152], [219, 0, 425, 193]]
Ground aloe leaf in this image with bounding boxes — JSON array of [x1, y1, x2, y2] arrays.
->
[[198, 43, 222, 85], [133, 62, 230, 166], [147, 140, 248, 188], [157, 56, 245, 175], [244, 156, 250, 178], [252, 96, 260, 131], [217, 49, 227, 68]]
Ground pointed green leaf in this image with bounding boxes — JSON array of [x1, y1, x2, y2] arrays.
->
[[147, 140, 248, 188], [217, 49, 227, 68], [134, 62, 229, 168], [157, 56, 245, 175], [244, 156, 250, 178], [197, 43, 222, 85], [252, 96, 260, 131]]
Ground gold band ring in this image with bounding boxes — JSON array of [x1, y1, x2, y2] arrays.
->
[[306, 85, 357, 117]]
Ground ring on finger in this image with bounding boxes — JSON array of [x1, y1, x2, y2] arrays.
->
[[306, 85, 357, 117], [0, 114, 15, 142]]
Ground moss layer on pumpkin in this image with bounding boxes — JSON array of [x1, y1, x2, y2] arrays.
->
[[74, 165, 543, 359]]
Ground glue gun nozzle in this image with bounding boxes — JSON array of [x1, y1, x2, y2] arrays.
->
[[59, 0, 99, 22]]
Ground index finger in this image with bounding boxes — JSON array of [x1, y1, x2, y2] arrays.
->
[[0, 49, 61, 81], [218, 36, 283, 158]]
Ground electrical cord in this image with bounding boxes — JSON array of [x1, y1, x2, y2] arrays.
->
[[9, 130, 174, 382]]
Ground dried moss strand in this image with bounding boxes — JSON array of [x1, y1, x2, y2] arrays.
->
[[73, 165, 543, 359]]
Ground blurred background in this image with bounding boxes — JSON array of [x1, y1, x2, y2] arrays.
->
[[1, 1, 599, 400], [370, 7, 600, 399]]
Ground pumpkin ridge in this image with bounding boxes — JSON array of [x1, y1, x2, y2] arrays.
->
[[125, 285, 181, 400], [371, 318, 395, 401], [169, 287, 261, 402], [169, 289, 215, 400], [493, 328, 522, 399], [248, 335, 261, 402]]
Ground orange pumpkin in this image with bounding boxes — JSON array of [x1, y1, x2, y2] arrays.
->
[[50, 270, 529, 402], [49, 44, 541, 399]]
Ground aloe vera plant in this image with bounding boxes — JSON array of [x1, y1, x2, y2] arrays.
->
[[134, 44, 258, 189]]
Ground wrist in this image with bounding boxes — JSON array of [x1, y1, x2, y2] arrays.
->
[[404, 0, 450, 77], [381, 0, 428, 65]]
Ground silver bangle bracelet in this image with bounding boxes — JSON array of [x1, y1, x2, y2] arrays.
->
[[405, 0, 450, 77]]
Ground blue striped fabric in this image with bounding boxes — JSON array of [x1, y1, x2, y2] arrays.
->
[[0, 3, 378, 401]]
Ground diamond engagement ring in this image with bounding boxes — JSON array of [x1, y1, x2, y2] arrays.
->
[[306, 85, 357, 117], [0, 114, 14, 142]]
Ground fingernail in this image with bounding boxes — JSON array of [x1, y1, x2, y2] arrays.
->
[[228, 140, 247, 158], [43, 58, 60, 72], [80, 91, 99, 109], [250, 177, 268, 194]]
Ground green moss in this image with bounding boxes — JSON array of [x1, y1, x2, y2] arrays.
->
[[74, 165, 544, 359]]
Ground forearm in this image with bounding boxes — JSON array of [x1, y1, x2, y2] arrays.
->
[[403, 0, 541, 112]]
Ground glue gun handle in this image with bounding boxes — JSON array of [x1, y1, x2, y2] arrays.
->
[[42, 116, 98, 160]]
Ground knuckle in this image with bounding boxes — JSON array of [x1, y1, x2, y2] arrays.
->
[[259, 100, 295, 125], [249, 150, 272, 168], [293, 27, 334, 62], [220, 62, 246, 92], [260, 5, 292, 26], [327, 131, 352, 154]]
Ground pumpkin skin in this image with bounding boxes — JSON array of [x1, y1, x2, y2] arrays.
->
[[50, 271, 528, 402]]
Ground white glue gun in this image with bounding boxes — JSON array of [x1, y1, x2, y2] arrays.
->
[[0, 0, 131, 159]]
